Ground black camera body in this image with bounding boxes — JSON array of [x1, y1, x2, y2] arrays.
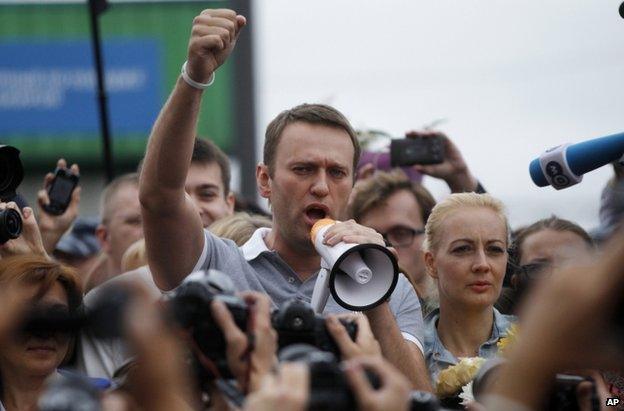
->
[[0, 145, 24, 202], [280, 344, 442, 411], [279, 344, 377, 411], [272, 299, 358, 357], [390, 136, 445, 167], [473, 358, 599, 411], [169, 270, 358, 380], [0, 145, 24, 244], [170, 280, 249, 379]]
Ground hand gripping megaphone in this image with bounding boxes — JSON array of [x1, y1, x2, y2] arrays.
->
[[310, 219, 399, 313]]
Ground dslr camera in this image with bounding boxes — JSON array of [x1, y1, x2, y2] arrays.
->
[[279, 344, 446, 411], [473, 358, 599, 411], [0, 145, 24, 244], [168, 270, 358, 379]]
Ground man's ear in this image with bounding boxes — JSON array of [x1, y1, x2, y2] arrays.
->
[[424, 251, 438, 279], [95, 224, 110, 252], [256, 163, 272, 199], [226, 191, 235, 213]]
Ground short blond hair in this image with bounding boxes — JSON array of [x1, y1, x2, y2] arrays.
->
[[422, 193, 508, 253], [121, 238, 146, 272], [208, 212, 272, 246], [100, 173, 139, 225]]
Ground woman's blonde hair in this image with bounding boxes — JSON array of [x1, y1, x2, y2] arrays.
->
[[121, 238, 147, 272], [208, 212, 272, 246], [422, 193, 509, 253]]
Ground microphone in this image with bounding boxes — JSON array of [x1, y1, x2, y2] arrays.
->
[[529, 132, 624, 190]]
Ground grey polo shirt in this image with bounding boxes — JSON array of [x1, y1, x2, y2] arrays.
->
[[192, 227, 425, 351]]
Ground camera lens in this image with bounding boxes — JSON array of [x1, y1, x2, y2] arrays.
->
[[0, 208, 22, 244]]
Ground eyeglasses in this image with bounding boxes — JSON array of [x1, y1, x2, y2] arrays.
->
[[519, 261, 553, 279], [381, 226, 425, 248]]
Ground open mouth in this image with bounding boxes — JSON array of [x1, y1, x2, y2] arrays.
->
[[304, 204, 329, 224]]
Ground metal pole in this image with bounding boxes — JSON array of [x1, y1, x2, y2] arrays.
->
[[231, 0, 256, 201], [88, 0, 115, 183]]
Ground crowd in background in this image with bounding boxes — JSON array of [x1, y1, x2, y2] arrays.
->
[[1, 7, 624, 411]]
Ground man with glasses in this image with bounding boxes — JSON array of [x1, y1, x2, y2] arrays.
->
[[349, 171, 439, 315]]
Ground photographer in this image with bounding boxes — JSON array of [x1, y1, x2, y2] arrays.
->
[[139, 8, 431, 390], [484, 229, 624, 410]]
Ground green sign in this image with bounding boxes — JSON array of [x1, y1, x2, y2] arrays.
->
[[0, 1, 234, 169]]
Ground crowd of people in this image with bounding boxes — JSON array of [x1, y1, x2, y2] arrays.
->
[[1, 7, 623, 411]]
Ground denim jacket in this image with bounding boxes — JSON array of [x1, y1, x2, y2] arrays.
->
[[424, 308, 516, 384]]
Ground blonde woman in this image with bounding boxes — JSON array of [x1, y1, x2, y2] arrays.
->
[[422, 193, 515, 384]]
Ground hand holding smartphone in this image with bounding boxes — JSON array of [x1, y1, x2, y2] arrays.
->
[[42, 167, 80, 216]]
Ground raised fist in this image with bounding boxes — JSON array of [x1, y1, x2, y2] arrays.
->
[[186, 9, 246, 84]]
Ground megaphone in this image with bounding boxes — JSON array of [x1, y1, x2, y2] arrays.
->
[[310, 219, 399, 313]]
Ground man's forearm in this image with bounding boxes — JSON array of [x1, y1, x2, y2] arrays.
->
[[446, 170, 479, 193], [365, 303, 433, 391], [139, 78, 205, 210]]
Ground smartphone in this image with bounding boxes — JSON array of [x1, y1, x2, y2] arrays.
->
[[390, 136, 445, 167], [43, 168, 79, 216]]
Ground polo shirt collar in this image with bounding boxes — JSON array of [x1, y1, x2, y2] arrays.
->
[[241, 227, 273, 261]]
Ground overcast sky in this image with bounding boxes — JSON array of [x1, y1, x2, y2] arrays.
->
[[252, 0, 624, 230]]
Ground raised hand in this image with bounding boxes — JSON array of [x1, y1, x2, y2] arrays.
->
[[326, 313, 382, 360], [0, 202, 48, 259], [406, 130, 478, 193], [186, 9, 247, 84], [37, 158, 81, 253], [345, 356, 411, 411]]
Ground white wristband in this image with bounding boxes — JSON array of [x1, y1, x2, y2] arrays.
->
[[181, 61, 215, 89]]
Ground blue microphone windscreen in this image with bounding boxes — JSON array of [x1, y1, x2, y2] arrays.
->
[[529, 158, 549, 187], [567, 132, 624, 175]]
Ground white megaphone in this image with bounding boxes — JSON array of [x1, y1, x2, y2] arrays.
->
[[310, 219, 399, 313]]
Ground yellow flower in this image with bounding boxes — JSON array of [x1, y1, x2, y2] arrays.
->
[[497, 323, 519, 356], [435, 357, 486, 398]]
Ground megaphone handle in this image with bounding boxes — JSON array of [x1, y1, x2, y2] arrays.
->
[[311, 267, 331, 314]]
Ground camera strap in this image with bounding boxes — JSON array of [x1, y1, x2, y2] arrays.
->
[[214, 379, 246, 408]]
